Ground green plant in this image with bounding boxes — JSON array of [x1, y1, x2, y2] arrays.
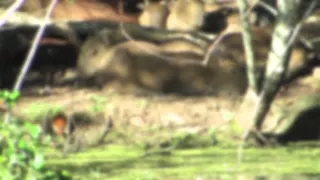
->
[[0, 90, 71, 180], [89, 95, 108, 113]]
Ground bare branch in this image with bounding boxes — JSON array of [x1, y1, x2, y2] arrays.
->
[[237, 0, 258, 93], [0, 0, 24, 27], [202, 33, 224, 66], [13, 0, 58, 91], [4, 0, 58, 124]]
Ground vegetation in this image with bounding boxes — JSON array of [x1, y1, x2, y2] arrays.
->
[[0, 90, 71, 179], [0, 0, 320, 179]]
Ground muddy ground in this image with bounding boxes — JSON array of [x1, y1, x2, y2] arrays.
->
[[10, 67, 320, 145]]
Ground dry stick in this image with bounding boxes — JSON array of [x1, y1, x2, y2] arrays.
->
[[202, 33, 225, 66], [243, 0, 261, 17], [257, 0, 278, 16], [235, 0, 272, 163], [236, 0, 258, 165], [0, 0, 24, 123], [237, 0, 258, 93], [202, 29, 243, 66], [242, 0, 278, 24], [4, 0, 58, 123], [13, 0, 57, 90], [299, 0, 318, 25], [0, 0, 24, 27]]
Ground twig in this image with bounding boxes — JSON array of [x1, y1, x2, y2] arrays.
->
[[13, 0, 58, 91], [202, 33, 224, 66], [237, 0, 258, 93], [4, 0, 58, 124], [257, 0, 278, 16], [0, 0, 24, 27], [202, 30, 239, 66]]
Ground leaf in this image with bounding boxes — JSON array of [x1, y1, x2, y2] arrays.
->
[[60, 170, 72, 179], [31, 154, 44, 170], [8, 91, 20, 101], [18, 138, 29, 149], [1, 90, 9, 99], [24, 123, 42, 139], [44, 170, 56, 178]]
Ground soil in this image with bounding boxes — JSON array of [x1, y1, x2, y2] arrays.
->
[[12, 68, 320, 138]]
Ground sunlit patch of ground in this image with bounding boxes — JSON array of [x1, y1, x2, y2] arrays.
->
[[14, 73, 320, 136]]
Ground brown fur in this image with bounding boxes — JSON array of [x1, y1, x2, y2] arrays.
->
[[166, 0, 205, 31], [77, 34, 248, 96], [158, 39, 206, 55], [300, 10, 320, 54], [18, 0, 139, 23], [138, 1, 169, 28], [19, 0, 44, 16], [207, 27, 310, 83], [77, 30, 207, 79]]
